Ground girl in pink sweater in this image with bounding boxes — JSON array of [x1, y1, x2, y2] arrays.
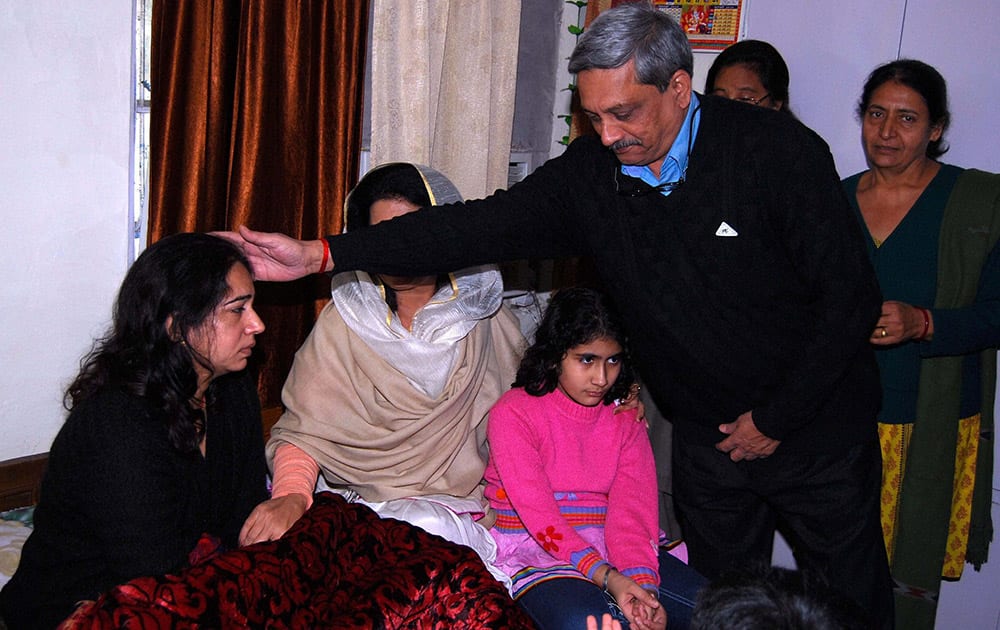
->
[[485, 288, 704, 630]]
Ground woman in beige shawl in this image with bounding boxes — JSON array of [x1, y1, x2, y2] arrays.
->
[[239, 163, 524, 586]]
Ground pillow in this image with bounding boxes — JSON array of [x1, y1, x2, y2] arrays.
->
[[0, 508, 33, 589], [502, 289, 551, 343]]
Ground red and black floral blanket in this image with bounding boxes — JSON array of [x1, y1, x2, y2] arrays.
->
[[61, 492, 535, 629]]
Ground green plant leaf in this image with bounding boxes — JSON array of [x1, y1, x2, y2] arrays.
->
[[567, 24, 583, 35], [559, 136, 570, 146], [565, 0, 588, 7]]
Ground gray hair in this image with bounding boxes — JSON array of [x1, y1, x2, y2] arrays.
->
[[568, 2, 693, 92]]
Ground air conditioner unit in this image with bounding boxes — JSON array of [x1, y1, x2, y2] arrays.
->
[[508, 151, 534, 188]]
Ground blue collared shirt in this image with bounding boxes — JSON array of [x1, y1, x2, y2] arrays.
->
[[621, 93, 700, 196]]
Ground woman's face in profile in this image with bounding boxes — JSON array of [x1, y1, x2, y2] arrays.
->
[[711, 63, 782, 111], [187, 263, 265, 382]]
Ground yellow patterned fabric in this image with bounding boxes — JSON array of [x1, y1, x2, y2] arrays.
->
[[878, 415, 980, 579], [878, 422, 910, 564]]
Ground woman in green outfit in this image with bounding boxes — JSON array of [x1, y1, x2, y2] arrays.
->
[[843, 59, 1000, 629]]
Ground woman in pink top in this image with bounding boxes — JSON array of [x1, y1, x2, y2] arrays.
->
[[485, 288, 705, 630]]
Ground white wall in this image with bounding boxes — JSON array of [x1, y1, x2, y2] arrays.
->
[[0, 3, 132, 461], [708, 2, 1000, 626], [734, 0, 1000, 178]]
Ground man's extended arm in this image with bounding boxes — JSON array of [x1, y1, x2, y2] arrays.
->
[[220, 140, 600, 282], [213, 225, 327, 282]]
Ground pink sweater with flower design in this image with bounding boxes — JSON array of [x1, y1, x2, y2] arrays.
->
[[484, 387, 659, 595]]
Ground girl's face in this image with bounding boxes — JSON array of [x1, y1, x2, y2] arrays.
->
[[557, 336, 623, 407]]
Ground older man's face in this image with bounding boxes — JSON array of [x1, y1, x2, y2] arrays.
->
[[577, 59, 691, 177]]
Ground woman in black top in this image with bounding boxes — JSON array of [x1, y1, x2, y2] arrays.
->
[[0, 233, 269, 629]]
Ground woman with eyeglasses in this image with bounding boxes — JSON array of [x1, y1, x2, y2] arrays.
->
[[705, 39, 792, 115], [842, 59, 1000, 628]]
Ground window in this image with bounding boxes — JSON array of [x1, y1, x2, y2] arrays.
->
[[131, 0, 152, 260]]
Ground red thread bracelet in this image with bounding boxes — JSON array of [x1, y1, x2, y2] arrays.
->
[[319, 238, 330, 273], [915, 307, 930, 341]]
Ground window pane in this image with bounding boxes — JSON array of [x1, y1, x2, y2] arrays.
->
[[132, 0, 152, 259]]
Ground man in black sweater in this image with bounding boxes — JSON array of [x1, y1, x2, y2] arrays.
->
[[229, 3, 892, 627]]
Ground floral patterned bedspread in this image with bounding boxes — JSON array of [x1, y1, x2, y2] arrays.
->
[[0, 507, 32, 591], [60, 492, 535, 629]]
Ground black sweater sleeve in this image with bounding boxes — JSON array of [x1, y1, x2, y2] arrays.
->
[[210, 372, 269, 549], [327, 141, 602, 276]]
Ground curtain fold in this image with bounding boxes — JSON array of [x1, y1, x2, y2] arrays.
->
[[150, 0, 369, 410], [370, 0, 521, 200]]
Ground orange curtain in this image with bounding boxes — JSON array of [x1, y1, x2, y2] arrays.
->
[[149, 1, 369, 411]]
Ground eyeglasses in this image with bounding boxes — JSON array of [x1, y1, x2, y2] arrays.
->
[[735, 93, 771, 106]]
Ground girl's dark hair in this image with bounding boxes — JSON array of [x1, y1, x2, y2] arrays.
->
[[857, 59, 950, 159], [66, 233, 252, 453], [705, 39, 792, 114], [514, 287, 635, 405]]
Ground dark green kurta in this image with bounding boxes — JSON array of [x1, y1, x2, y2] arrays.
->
[[845, 164, 984, 422], [844, 165, 1000, 630]]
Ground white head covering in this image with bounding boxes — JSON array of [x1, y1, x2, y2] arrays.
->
[[331, 163, 504, 398]]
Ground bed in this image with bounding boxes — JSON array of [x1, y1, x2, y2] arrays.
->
[[0, 293, 556, 627], [0, 453, 45, 596], [0, 451, 534, 629]]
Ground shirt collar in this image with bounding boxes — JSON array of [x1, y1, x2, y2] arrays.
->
[[621, 92, 700, 192]]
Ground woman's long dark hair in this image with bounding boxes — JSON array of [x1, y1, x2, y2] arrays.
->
[[66, 233, 252, 453], [513, 287, 635, 405]]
